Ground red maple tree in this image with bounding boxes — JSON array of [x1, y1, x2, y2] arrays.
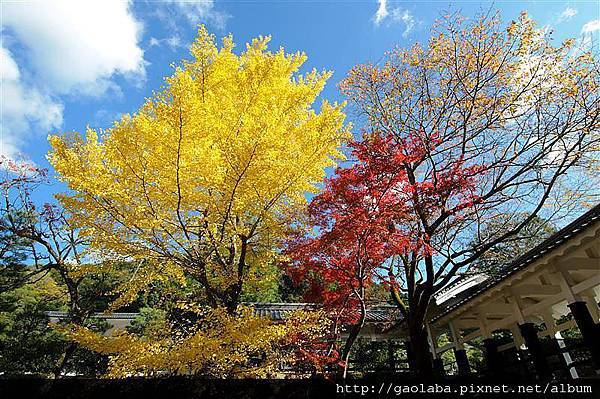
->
[[287, 128, 484, 376]]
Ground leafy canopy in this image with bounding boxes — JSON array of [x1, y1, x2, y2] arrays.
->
[[47, 26, 346, 377], [48, 26, 349, 311]]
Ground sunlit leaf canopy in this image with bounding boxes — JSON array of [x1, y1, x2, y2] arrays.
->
[[48, 26, 350, 308]]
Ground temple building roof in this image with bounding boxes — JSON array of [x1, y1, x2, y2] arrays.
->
[[432, 203, 600, 322], [47, 303, 403, 327]]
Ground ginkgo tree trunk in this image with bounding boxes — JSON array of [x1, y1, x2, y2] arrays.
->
[[333, 10, 599, 377]]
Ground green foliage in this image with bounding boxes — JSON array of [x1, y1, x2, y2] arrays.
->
[[0, 273, 113, 376], [241, 261, 282, 302], [126, 307, 167, 337], [0, 213, 66, 375], [465, 338, 485, 373], [0, 214, 30, 293], [556, 314, 582, 339], [0, 213, 119, 377], [278, 273, 307, 303], [366, 283, 392, 303], [0, 277, 66, 375], [472, 213, 557, 275], [348, 339, 407, 375]]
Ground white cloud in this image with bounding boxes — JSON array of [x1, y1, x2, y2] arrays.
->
[[166, 36, 182, 49], [391, 8, 416, 37], [374, 0, 389, 26], [582, 19, 600, 34], [579, 19, 600, 52], [373, 0, 417, 37], [149, 37, 161, 48], [1, 47, 63, 159], [1, 0, 145, 159], [557, 7, 577, 23], [3, 1, 145, 94]]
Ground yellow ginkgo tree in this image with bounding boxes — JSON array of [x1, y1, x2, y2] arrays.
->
[[49, 26, 348, 312], [47, 26, 348, 376]]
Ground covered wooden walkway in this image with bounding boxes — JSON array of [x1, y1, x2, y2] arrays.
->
[[429, 205, 600, 379]]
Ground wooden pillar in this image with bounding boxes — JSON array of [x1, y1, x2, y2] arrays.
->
[[568, 301, 600, 370], [541, 311, 575, 378], [555, 268, 600, 370], [509, 323, 525, 349], [454, 348, 470, 376], [482, 337, 502, 375], [478, 313, 502, 375], [387, 340, 396, 372], [518, 322, 552, 379], [555, 330, 579, 379], [449, 321, 470, 376], [404, 340, 415, 371], [583, 290, 600, 322], [426, 323, 445, 377], [433, 358, 445, 377], [509, 323, 531, 376]]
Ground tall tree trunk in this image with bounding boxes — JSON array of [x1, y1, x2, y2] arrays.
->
[[341, 298, 366, 379], [223, 284, 241, 315], [407, 309, 434, 379], [53, 290, 87, 378]]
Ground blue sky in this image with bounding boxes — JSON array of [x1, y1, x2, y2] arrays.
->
[[1, 0, 599, 203]]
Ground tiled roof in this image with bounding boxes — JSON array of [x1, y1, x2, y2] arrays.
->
[[46, 311, 137, 320], [250, 302, 316, 320], [250, 302, 402, 323], [46, 303, 403, 324], [363, 304, 403, 323], [432, 203, 600, 322]]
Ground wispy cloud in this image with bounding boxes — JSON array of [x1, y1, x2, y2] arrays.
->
[[557, 6, 578, 23], [579, 19, 600, 52], [582, 19, 600, 34], [374, 0, 389, 25], [156, 0, 230, 31], [0, 47, 63, 159], [373, 0, 418, 37], [148, 35, 184, 52], [392, 8, 416, 37]]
